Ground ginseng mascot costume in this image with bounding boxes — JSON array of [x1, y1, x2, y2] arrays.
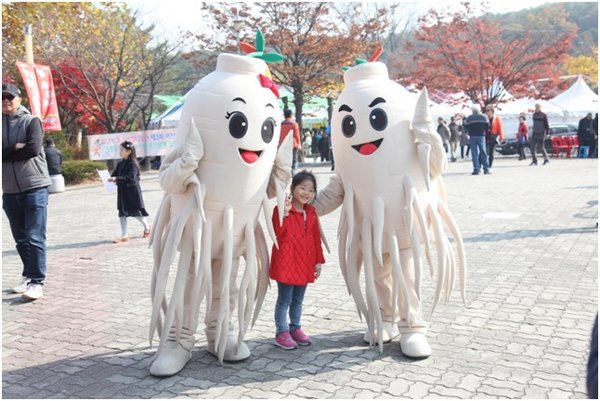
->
[[313, 50, 466, 359], [148, 32, 292, 376]]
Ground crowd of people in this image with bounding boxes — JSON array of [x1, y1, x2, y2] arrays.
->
[[301, 126, 332, 165], [435, 103, 598, 175]]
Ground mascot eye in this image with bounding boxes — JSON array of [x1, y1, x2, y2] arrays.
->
[[342, 115, 356, 138], [369, 108, 388, 131], [227, 111, 248, 138], [261, 118, 275, 143]]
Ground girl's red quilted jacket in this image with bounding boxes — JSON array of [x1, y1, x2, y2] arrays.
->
[[269, 204, 325, 285]]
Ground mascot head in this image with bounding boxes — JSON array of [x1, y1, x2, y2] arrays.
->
[[176, 31, 285, 173], [331, 49, 419, 178]]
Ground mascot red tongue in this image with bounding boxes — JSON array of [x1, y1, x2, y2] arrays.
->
[[359, 143, 378, 155], [241, 150, 260, 164], [148, 31, 292, 377]]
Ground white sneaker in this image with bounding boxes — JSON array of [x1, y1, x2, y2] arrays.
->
[[12, 277, 30, 294], [22, 283, 43, 301]]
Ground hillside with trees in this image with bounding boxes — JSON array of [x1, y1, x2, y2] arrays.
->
[[493, 2, 598, 56]]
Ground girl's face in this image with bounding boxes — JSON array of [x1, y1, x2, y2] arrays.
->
[[120, 146, 131, 160], [291, 179, 315, 206]]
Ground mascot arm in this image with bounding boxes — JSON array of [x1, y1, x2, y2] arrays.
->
[[411, 88, 448, 180], [267, 133, 293, 199], [313, 173, 344, 217], [158, 119, 205, 194]]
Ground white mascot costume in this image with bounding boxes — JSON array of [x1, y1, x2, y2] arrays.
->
[[314, 51, 466, 359], [148, 33, 292, 376]]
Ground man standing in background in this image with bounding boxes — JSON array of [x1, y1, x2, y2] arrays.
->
[[530, 103, 550, 166], [464, 105, 490, 175], [2, 82, 51, 301], [578, 112, 595, 158], [280, 109, 301, 173], [44, 138, 62, 176], [448, 116, 460, 162], [484, 106, 504, 169]]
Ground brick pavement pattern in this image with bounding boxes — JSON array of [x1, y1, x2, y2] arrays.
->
[[3, 156, 597, 398]]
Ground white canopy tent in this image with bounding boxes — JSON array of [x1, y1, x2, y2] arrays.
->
[[549, 76, 598, 120], [496, 97, 564, 118]]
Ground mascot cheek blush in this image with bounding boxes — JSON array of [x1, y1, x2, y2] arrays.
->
[[148, 38, 291, 376], [314, 54, 466, 359]]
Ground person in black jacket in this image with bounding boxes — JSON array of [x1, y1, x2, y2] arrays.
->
[[578, 113, 595, 158], [44, 138, 62, 175], [2, 82, 51, 301], [108, 141, 150, 243], [588, 314, 598, 399], [592, 113, 598, 158], [464, 105, 490, 175]]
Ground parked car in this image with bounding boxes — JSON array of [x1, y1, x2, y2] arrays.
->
[[496, 123, 578, 156]]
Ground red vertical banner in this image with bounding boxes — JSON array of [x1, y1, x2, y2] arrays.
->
[[16, 61, 62, 132]]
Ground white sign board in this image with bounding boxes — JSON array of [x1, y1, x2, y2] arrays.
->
[[87, 129, 177, 160]]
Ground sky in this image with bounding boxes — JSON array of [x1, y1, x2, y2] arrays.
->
[[126, 0, 568, 40]]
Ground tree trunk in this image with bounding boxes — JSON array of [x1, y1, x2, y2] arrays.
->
[[327, 96, 334, 127], [294, 95, 304, 133], [294, 95, 305, 163]]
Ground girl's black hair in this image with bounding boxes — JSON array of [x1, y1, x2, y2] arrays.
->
[[291, 170, 317, 193], [121, 141, 140, 169]]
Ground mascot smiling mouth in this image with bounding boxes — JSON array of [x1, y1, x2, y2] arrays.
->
[[239, 149, 263, 164], [351, 138, 383, 156]]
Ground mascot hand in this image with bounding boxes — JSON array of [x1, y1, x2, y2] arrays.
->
[[412, 88, 447, 179], [181, 118, 204, 168], [159, 119, 204, 194]]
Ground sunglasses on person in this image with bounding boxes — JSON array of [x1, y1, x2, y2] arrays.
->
[[2, 94, 15, 101]]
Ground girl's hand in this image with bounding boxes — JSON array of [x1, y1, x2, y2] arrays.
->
[[314, 264, 322, 279]]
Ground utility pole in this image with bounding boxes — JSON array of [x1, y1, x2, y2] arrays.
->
[[24, 24, 34, 64]]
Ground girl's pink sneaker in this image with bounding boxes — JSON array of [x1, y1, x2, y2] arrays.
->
[[275, 331, 297, 350], [291, 328, 311, 346]]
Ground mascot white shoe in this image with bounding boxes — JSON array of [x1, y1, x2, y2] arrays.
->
[[400, 332, 432, 359], [313, 48, 466, 360], [148, 32, 291, 376], [363, 321, 399, 344]]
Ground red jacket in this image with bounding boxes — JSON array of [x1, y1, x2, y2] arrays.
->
[[488, 115, 505, 141], [269, 204, 325, 285], [517, 121, 529, 142], [280, 119, 301, 149]]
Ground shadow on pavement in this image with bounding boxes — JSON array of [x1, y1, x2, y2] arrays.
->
[[2, 330, 421, 398], [2, 241, 111, 258], [464, 225, 597, 243]]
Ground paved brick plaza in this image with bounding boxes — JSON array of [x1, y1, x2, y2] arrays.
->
[[2, 156, 598, 398]]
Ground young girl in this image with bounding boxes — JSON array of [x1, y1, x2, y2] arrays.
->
[[269, 170, 325, 350], [517, 115, 529, 161], [108, 141, 150, 243]]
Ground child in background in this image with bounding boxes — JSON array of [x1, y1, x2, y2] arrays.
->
[[108, 141, 150, 243], [517, 115, 529, 161], [269, 170, 325, 350]]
